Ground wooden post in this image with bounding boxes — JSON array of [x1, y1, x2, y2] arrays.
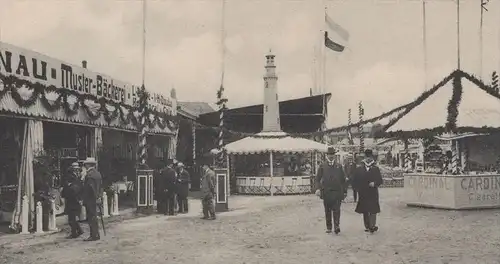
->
[[35, 201, 43, 234], [270, 152, 274, 196], [20, 196, 29, 234], [102, 192, 109, 218]]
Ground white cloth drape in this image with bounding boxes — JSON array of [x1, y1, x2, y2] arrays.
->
[[167, 129, 179, 160], [11, 119, 40, 231], [91, 127, 103, 158]]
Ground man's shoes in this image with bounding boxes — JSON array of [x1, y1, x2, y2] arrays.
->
[[334, 227, 340, 234], [326, 229, 332, 233], [369, 226, 378, 233], [364, 229, 370, 232], [84, 236, 100, 241], [200, 216, 209, 220], [208, 216, 216, 220]]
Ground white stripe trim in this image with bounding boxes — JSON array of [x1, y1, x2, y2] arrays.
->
[[325, 14, 349, 42]]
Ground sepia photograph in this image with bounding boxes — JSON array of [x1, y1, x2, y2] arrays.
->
[[0, 0, 500, 263]]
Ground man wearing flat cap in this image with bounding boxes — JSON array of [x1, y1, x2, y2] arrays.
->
[[352, 149, 383, 234], [315, 146, 347, 234], [81, 157, 102, 241]]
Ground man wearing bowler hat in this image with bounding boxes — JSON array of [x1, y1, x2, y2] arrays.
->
[[352, 149, 383, 233], [81, 157, 102, 241], [315, 146, 347, 234]]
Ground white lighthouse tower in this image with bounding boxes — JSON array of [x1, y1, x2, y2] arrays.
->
[[262, 51, 281, 132]]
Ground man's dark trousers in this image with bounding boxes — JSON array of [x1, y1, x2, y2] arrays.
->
[[67, 210, 82, 236], [165, 191, 176, 215], [323, 199, 342, 230], [85, 202, 100, 239], [363, 213, 377, 230]]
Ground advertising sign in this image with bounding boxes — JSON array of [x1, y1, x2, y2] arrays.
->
[[0, 41, 174, 114]]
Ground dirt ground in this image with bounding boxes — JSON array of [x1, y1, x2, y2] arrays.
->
[[1, 188, 500, 264]]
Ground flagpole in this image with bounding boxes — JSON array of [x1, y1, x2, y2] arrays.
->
[[322, 5, 328, 142], [480, 0, 484, 79], [422, 0, 428, 90], [220, 0, 226, 87], [456, 0, 461, 70], [142, 0, 147, 86]]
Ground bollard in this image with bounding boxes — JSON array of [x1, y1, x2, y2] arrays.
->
[[102, 192, 109, 218], [20, 195, 29, 234], [79, 204, 86, 221], [35, 201, 44, 234], [48, 199, 58, 231], [111, 192, 120, 216]]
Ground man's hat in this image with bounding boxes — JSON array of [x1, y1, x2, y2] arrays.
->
[[71, 162, 80, 167], [177, 162, 184, 167], [83, 157, 97, 164], [364, 149, 373, 157], [327, 146, 336, 155]]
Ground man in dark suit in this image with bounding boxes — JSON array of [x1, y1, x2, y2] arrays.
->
[[61, 162, 83, 239], [81, 157, 102, 241], [176, 162, 190, 214], [200, 163, 216, 220], [344, 154, 358, 203], [160, 159, 177, 216], [352, 149, 383, 234], [315, 147, 347, 234]]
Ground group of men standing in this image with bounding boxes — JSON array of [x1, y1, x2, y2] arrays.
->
[[61, 157, 103, 241], [316, 147, 383, 235], [156, 159, 191, 215], [156, 160, 217, 220]]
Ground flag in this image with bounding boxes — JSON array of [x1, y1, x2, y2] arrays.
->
[[482, 0, 489, 11], [325, 32, 345, 52], [324, 13, 349, 52]]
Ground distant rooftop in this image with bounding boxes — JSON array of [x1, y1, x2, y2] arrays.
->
[[178, 102, 215, 117]]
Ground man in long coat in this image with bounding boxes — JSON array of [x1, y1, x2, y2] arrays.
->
[[160, 159, 177, 216], [352, 149, 383, 233], [315, 147, 347, 234], [176, 162, 190, 214], [200, 163, 216, 220], [81, 158, 102, 241], [61, 162, 83, 238]]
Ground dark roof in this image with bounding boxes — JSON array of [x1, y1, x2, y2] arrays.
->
[[200, 93, 331, 118], [178, 102, 215, 116]]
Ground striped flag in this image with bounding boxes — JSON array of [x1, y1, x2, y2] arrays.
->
[[324, 13, 349, 53]]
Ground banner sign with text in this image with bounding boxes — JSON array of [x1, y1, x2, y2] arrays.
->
[[0, 41, 174, 115]]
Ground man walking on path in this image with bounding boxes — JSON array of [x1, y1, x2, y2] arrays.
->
[[176, 162, 190, 214], [315, 147, 347, 234], [352, 149, 383, 234], [344, 154, 358, 203], [200, 163, 216, 220], [81, 158, 102, 241]]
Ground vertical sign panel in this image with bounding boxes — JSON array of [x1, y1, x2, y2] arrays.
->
[[148, 174, 154, 206], [217, 174, 227, 203], [138, 175, 147, 206]]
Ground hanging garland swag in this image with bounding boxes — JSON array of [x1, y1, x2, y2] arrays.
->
[[0, 73, 178, 131]]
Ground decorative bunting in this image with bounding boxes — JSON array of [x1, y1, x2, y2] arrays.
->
[[0, 73, 178, 131], [358, 101, 364, 153]]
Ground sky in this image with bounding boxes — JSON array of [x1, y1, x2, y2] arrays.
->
[[1, 0, 499, 127]]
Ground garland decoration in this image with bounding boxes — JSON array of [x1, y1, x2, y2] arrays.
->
[[445, 74, 462, 132], [0, 73, 178, 132], [136, 85, 149, 168]]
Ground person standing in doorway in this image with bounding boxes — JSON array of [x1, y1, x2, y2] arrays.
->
[[352, 149, 383, 234], [315, 147, 347, 234], [61, 162, 83, 239], [200, 162, 216, 220], [81, 157, 102, 241], [176, 162, 190, 214]]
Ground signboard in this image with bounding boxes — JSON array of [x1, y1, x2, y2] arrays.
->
[[404, 174, 455, 208], [0, 41, 174, 114], [214, 168, 229, 212], [455, 174, 500, 208]]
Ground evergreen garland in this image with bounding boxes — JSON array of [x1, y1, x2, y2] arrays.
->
[[0, 73, 178, 131]]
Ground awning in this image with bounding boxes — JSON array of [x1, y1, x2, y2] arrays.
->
[[224, 131, 328, 155]]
